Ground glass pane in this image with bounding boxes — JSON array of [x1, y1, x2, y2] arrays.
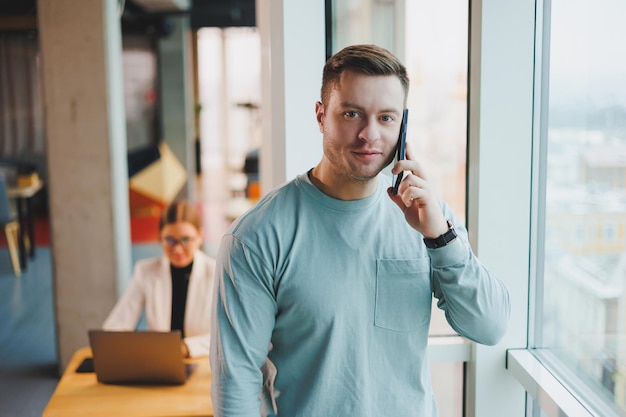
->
[[122, 35, 158, 151], [404, 1, 468, 227], [330, 0, 468, 337], [331, 0, 396, 53], [431, 361, 464, 417], [330, 2, 468, 416], [196, 27, 261, 254], [530, 399, 549, 417], [538, 0, 626, 414]]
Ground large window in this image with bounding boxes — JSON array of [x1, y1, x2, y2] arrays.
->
[[330, 1, 469, 416], [532, 0, 626, 415]]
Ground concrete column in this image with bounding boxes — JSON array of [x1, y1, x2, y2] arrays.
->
[[38, 0, 132, 372], [256, 0, 326, 191], [158, 15, 196, 201]]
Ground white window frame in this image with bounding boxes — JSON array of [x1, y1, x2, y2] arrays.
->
[[465, 0, 535, 415]]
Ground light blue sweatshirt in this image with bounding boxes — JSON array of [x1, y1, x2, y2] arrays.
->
[[210, 172, 510, 417]]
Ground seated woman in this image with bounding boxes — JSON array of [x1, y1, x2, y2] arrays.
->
[[103, 200, 215, 358]]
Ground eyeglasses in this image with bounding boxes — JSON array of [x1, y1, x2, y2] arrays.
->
[[162, 236, 196, 249]]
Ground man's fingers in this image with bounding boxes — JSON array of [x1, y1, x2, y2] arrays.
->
[[392, 156, 428, 181], [387, 187, 407, 211]]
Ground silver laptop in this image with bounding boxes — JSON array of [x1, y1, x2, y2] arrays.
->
[[88, 329, 195, 385]]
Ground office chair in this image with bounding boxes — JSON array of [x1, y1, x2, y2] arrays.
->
[[0, 174, 21, 277]]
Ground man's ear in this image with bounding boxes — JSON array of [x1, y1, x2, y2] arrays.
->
[[315, 101, 324, 133]]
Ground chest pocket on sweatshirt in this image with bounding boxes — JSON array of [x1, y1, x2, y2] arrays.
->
[[374, 258, 432, 332]]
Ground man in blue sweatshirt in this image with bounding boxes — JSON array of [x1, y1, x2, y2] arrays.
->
[[210, 44, 510, 417]]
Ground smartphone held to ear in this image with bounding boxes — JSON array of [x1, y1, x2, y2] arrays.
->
[[392, 108, 409, 195]]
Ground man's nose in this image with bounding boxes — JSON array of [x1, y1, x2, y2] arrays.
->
[[358, 119, 382, 142]]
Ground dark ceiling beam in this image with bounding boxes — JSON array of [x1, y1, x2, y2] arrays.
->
[[0, 0, 255, 31], [190, 3, 255, 28], [0, 16, 37, 30], [0, 0, 36, 16]]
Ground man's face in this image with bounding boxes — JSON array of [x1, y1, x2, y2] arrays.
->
[[316, 70, 405, 184]]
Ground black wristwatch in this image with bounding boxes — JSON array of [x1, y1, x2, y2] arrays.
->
[[423, 220, 458, 249]]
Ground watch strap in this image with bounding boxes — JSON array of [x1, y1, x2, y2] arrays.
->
[[423, 220, 458, 249]]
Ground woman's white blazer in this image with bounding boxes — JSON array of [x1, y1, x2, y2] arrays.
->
[[103, 250, 216, 358]]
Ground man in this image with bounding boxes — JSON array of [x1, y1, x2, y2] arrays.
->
[[210, 44, 510, 417]]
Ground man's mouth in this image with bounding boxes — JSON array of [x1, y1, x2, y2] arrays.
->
[[353, 150, 383, 161]]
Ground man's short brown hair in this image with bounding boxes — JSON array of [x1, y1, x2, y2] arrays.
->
[[320, 44, 409, 106]]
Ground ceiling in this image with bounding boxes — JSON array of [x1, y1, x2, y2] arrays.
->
[[189, 0, 255, 28], [0, 0, 256, 31], [0, 0, 37, 16]]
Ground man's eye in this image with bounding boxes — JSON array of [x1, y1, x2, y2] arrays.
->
[[345, 111, 359, 118], [381, 115, 393, 122]]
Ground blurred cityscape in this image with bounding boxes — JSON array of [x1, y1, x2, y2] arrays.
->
[[543, 106, 626, 412]]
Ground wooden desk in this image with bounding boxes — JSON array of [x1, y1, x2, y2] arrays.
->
[[7, 180, 43, 270], [43, 347, 213, 417]]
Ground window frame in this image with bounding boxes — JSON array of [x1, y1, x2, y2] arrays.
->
[[465, 0, 536, 416], [507, 0, 626, 416]]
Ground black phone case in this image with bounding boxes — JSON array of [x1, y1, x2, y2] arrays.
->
[[392, 108, 409, 195]]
